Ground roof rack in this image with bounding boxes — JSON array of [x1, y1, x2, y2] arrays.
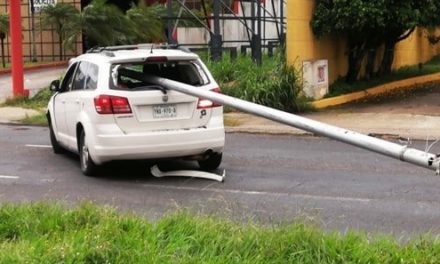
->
[[86, 44, 191, 55]]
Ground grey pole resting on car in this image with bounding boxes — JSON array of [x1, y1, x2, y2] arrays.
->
[[148, 75, 440, 175]]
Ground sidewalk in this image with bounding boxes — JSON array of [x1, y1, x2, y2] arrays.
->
[[225, 112, 440, 140], [0, 107, 40, 124]]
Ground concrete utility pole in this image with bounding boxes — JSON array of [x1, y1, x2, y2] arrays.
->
[[9, 0, 26, 97]]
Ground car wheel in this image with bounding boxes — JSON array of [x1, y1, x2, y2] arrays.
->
[[48, 119, 64, 154], [79, 130, 97, 176], [198, 153, 222, 171]]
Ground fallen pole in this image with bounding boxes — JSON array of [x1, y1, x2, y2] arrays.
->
[[148, 75, 440, 174]]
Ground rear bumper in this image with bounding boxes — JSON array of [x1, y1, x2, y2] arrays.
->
[[89, 126, 225, 164]]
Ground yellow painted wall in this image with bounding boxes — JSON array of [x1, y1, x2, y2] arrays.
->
[[287, 0, 440, 84]]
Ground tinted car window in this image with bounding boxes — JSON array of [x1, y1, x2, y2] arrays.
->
[[72, 62, 88, 91], [85, 63, 99, 90], [60, 63, 78, 92]]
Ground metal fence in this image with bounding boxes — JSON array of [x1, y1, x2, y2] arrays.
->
[[165, 0, 286, 64], [0, 0, 82, 64]]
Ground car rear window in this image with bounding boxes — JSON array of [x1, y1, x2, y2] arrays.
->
[[110, 60, 210, 90]]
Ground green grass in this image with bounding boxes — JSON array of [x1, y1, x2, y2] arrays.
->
[[1, 203, 440, 263], [0, 88, 51, 126], [21, 112, 48, 126], [328, 55, 440, 97], [204, 54, 314, 113], [1, 88, 51, 110], [0, 61, 56, 70]]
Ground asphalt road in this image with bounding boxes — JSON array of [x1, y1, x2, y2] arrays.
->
[[1, 124, 440, 238]]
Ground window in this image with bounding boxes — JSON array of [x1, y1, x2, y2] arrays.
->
[[85, 63, 99, 90], [110, 60, 209, 90], [60, 63, 78, 92], [72, 62, 89, 91]]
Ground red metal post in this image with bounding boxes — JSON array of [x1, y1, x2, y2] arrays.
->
[[9, 0, 26, 97]]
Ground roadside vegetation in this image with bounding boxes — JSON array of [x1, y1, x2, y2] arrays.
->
[[328, 55, 440, 97], [0, 13, 9, 68], [312, 0, 440, 83], [1, 88, 50, 109], [0, 61, 55, 69], [1, 203, 440, 263], [205, 54, 312, 113], [40, 0, 165, 60], [0, 88, 50, 125]]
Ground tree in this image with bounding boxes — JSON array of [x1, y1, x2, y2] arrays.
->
[[77, 0, 131, 46], [376, 0, 420, 76], [64, 0, 142, 50], [419, 1, 440, 45], [40, 3, 79, 60], [311, 0, 386, 82], [0, 14, 9, 68], [42, 0, 185, 56], [311, 0, 436, 83], [126, 2, 165, 43]]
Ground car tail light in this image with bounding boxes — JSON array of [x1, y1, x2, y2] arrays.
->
[[94, 95, 132, 114], [197, 88, 222, 109]]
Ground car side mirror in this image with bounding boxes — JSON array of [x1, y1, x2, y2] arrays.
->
[[50, 80, 60, 92]]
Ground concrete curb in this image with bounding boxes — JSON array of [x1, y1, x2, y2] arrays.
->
[[312, 73, 440, 109], [0, 61, 68, 75], [0, 107, 41, 124]]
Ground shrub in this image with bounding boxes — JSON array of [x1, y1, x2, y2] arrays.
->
[[205, 54, 311, 113]]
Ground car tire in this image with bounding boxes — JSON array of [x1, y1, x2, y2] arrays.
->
[[48, 119, 64, 154], [198, 153, 222, 171], [79, 130, 98, 176]]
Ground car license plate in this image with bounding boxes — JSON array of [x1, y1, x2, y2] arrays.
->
[[153, 104, 177, 118]]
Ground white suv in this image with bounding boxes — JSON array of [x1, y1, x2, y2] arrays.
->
[[47, 45, 225, 176]]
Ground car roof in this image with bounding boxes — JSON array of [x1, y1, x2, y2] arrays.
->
[[73, 48, 199, 65]]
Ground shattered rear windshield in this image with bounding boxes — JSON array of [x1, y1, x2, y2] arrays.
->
[[109, 60, 210, 90]]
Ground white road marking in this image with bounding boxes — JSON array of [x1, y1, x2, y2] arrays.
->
[[25, 144, 51, 148], [0, 175, 19, 179], [142, 184, 371, 203]]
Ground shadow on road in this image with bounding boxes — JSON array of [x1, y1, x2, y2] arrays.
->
[[60, 152, 218, 183]]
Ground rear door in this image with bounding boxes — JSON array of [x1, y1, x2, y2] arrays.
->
[[110, 60, 216, 134]]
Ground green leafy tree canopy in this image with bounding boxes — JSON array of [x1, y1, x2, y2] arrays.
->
[[0, 13, 9, 39], [311, 0, 439, 82]]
